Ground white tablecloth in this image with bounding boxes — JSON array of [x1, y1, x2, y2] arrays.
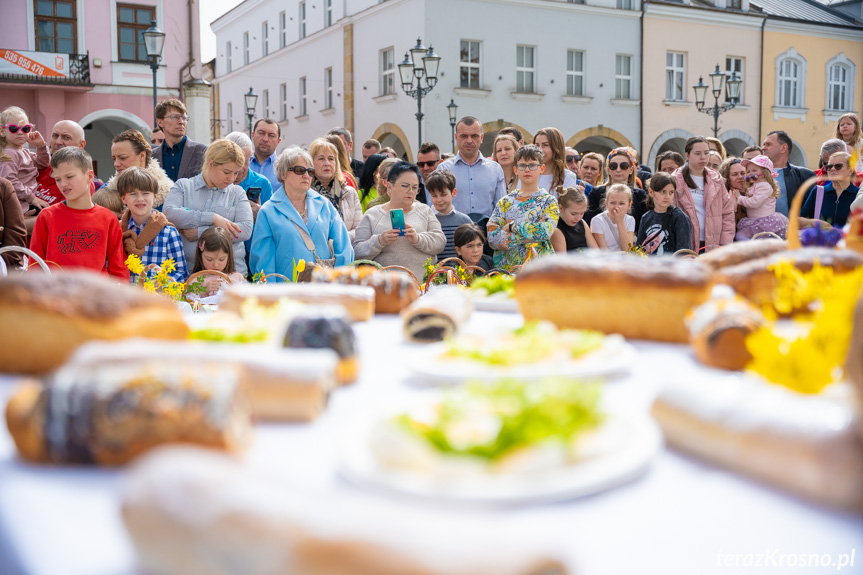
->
[[0, 312, 861, 575]]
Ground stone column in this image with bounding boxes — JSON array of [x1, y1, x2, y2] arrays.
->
[[183, 79, 212, 144]]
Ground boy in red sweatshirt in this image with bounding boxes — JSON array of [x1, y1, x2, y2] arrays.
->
[[30, 147, 129, 280]]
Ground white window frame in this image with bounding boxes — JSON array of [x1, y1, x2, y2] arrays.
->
[[617, 0, 633, 9], [566, 49, 585, 97], [725, 56, 744, 104], [262, 21, 268, 57], [299, 76, 307, 116], [325, 0, 333, 27], [243, 31, 249, 66], [616, 54, 632, 99], [665, 51, 685, 101], [459, 40, 481, 90], [825, 53, 855, 113], [262, 89, 269, 119], [279, 11, 286, 49], [299, 1, 306, 39], [516, 45, 536, 93], [774, 48, 807, 110], [380, 47, 394, 96], [226, 41, 232, 73], [324, 67, 333, 109], [280, 82, 287, 120]]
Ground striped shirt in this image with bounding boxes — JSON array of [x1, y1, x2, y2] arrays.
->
[[435, 209, 473, 261]]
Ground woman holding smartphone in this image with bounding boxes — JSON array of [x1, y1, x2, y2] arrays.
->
[[353, 161, 445, 280]]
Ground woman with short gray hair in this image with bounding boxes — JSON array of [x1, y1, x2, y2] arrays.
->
[[250, 145, 353, 278]]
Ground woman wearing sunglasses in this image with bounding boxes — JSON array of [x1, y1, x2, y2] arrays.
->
[[585, 147, 648, 232], [801, 151, 859, 229], [164, 139, 254, 275], [0, 106, 51, 216], [250, 146, 353, 278], [671, 136, 735, 252]]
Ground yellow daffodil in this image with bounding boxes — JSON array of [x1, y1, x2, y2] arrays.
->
[[125, 254, 144, 276]]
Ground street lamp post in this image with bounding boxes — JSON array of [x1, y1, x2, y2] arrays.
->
[[244, 87, 258, 138], [143, 20, 166, 129], [692, 64, 742, 138], [398, 37, 441, 154], [446, 99, 458, 154]]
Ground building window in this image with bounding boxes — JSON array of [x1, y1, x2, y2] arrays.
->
[[299, 77, 307, 116], [262, 21, 268, 57], [617, 0, 633, 9], [516, 45, 536, 93], [826, 54, 855, 112], [280, 83, 287, 120], [116, 4, 155, 62], [616, 54, 632, 99], [325, 0, 333, 27], [226, 41, 232, 73], [775, 48, 806, 109], [35, 0, 78, 53], [665, 51, 685, 101], [460, 40, 480, 89], [279, 11, 286, 49], [566, 49, 585, 96], [263, 89, 269, 119], [725, 56, 743, 103], [227, 102, 233, 133], [380, 48, 395, 95], [324, 67, 333, 109], [728, 0, 742, 9], [243, 32, 249, 65], [299, 1, 306, 39]]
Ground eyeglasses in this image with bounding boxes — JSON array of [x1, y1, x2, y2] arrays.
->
[[565, 155, 579, 163], [744, 174, 761, 182], [608, 162, 631, 171], [825, 163, 847, 172], [164, 114, 189, 122], [286, 166, 315, 177], [416, 160, 438, 168], [3, 124, 33, 134], [516, 163, 542, 172]]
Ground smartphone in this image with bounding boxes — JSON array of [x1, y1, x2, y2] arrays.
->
[[390, 208, 405, 236], [246, 187, 262, 203]]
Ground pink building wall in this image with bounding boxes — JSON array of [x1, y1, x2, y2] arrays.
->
[[0, 0, 203, 180]]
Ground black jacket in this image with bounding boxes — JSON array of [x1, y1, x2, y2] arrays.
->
[[782, 163, 816, 212], [585, 184, 649, 233]]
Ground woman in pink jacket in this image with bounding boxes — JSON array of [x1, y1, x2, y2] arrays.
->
[[672, 136, 735, 252]]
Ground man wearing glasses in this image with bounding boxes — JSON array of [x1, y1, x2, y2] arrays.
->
[[437, 116, 506, 223], [153, 99, 207, 182]]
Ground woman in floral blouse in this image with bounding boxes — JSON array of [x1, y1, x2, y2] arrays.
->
[[487, 145, 559, 269]]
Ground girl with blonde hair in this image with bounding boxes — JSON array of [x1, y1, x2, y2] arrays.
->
[[309, 137, 362, 240]]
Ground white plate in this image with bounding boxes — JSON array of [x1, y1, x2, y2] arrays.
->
[[339, 410, 662, 505], [410, 334, 636, 385], [470, 294, 519, 313]]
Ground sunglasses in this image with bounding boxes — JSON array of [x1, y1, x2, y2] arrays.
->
[[3, 124, 33, 134], [287, 166, 315, 177], [744, 174, 761, 182], [566, 155, 580, 163], [608, 161, 631, 171], [416, 160, 438, 168], [825, 163, 846, 172]]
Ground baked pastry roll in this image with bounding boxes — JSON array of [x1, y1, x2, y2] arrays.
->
[[401, 286, 473, 343], [312, 266, 419, 314], [67, 340, 338, 422], [686, 285, 765, 371], [122, 446, 571, 575], [221, 282, 375, 322], [0, 271, 188, 374], [696, 238, 787, 270], [283, 307, 359, 385], [5, 362, 252, 465], [516, 254, 713, 343]]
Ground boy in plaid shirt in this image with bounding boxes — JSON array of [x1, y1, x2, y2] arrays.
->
[[117, 167, 187, 282]]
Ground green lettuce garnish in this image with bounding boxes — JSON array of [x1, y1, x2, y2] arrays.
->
[[189, 327, 269, 343], [470, 274, 515, 296], [397, 379, 602, 461]]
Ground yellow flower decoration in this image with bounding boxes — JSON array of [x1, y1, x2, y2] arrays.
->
[[745, 264, 863, 394], [125, 254, 144, 275]]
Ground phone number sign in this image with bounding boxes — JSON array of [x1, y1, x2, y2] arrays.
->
[[0, 50, 68, 78]]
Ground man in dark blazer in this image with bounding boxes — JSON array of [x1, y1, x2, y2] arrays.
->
[[153, 98, 207, 182]]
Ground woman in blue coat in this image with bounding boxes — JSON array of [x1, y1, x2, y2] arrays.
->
[[250, 146, 353, 277]]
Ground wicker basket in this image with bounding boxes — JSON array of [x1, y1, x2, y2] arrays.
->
[[184, 269, 235, 302], [0, 246, 51, 276]]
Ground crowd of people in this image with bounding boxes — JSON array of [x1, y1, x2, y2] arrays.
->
[[0, 98, 861, 286]]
